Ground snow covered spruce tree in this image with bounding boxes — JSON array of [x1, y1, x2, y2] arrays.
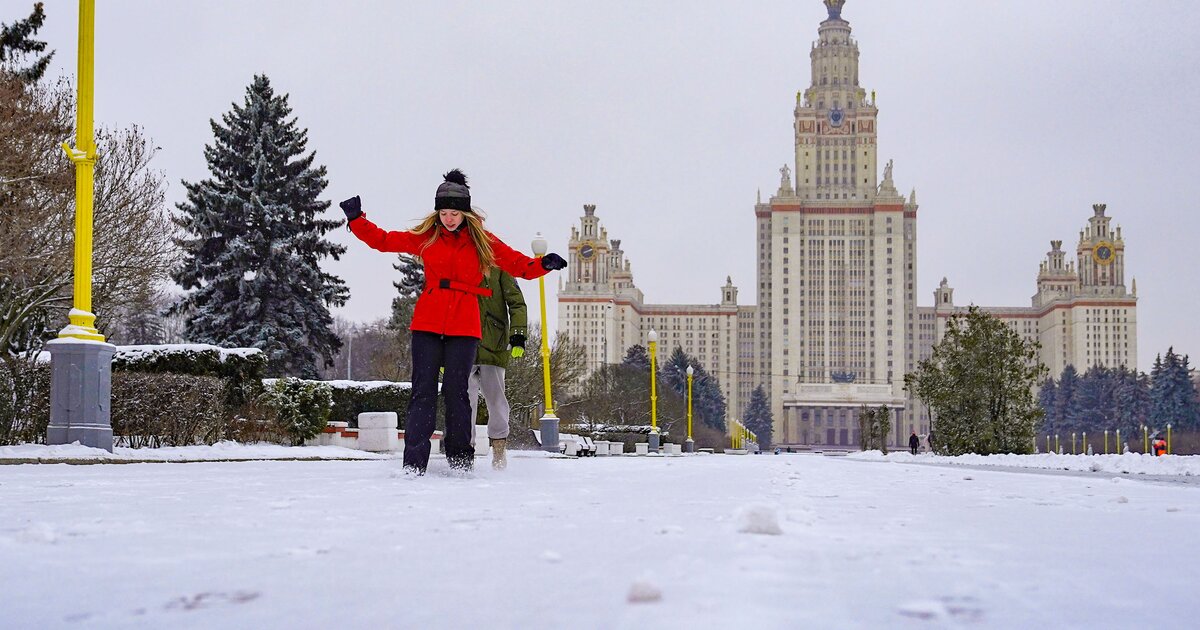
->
[[0, 2, 54, 83], [1150, 348, 1200, 431], [904, 306, 1047, 455], [172, 75, 347, 377], [743, 385, 773, 448], [388, 254, 424, 332]]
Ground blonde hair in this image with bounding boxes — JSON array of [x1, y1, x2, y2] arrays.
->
[[411, 210, 495, 275]]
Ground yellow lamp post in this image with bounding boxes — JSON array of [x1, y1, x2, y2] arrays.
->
[[1142, 424, 1148, 454], [531, 233, 559, 452], [1055, 434, 1060, 454], [1167, 423, 1172, 455], [1045, 435, 1050, 454], [685, 365, 694, 453], [59, 0, 104, 342], [1072, 432, 1077, 455], [1116, 429, 1121, 454], [647, 329, 660, 453], [1104, 430, 1109, 455], [1083, 431, 1088, 455], [45, 0, 115, 451]]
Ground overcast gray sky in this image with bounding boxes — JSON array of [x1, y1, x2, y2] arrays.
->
[[30, 0, 1200, 372]]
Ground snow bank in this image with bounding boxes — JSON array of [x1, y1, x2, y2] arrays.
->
[[36, 343, 262, 364], [320, 380, 411, 390], [0, 441, 391, 462], [847, 450, 1200, 476]]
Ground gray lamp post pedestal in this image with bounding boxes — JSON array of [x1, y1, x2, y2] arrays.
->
[[648, 430, 660, 453], [540, 413, 560, 453], [685, 438, 695, 453], [45, 339, 115, 452]]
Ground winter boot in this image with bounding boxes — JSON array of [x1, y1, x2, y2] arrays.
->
[[490, 438, 507, 470], [447, 453, 474, 473]]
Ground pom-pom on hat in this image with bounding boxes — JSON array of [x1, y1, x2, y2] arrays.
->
[[435, 169, 472, 211]]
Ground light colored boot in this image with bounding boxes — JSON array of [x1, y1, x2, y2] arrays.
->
[[490, 438, 507, 470]]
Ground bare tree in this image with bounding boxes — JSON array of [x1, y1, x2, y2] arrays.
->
[[319, 317, 410, 382], [0, 73, 176, 356], [504, 327, 588, 428]]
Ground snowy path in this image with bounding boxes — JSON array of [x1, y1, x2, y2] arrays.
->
[[2, 453, 1197, 629]]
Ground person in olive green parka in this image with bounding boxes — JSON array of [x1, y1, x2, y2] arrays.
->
[[468, 267, 527, 469]]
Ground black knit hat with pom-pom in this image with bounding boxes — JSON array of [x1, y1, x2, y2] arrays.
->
[[434, 169, 472, 211]]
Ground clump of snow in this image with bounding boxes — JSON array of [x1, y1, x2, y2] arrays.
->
[[735, 504, 783, 535], [847, 451, 1200, 476], [539, 550, 562, 563], [627, 579, 662, 604]]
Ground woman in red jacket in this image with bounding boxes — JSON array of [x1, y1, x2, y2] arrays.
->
[[340, 170, 566, 474]]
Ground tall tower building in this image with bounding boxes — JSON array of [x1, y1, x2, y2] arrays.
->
[[558, 1, 1136, 447], [755, 0, 917, 448]]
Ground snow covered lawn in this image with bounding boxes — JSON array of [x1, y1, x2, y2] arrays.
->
[[2, 453, 1197, 628]]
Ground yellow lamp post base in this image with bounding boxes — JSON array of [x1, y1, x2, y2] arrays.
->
[[59, 309, 106, 342]]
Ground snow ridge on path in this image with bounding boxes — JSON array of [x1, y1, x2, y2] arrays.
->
[[1, 454, 1197, 629], [848, 450, 1200, 476], [0, 441, 393, 463]]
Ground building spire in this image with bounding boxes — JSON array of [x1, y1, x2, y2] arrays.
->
[[823, 0, 846, 21]]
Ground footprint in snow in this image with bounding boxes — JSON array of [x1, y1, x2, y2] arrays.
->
[[898, 596, 983, 622], [164, 591, 261, 612]]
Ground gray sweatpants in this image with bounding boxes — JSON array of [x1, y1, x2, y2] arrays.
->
[[467, 364, 510, 440]]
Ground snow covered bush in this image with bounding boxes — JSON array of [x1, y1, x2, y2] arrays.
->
[[0, 357, 49, 445], [324, 381, 411, 428], [258, 378, 332, 445], [112, 344, 266, 408]]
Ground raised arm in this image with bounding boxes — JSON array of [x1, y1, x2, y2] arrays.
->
[[341, 195, 424, 254], [488, 232, 554, 280], [347, 215, 425, 255]]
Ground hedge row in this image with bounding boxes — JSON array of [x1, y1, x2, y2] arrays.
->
[[1, 346, 414, 447]]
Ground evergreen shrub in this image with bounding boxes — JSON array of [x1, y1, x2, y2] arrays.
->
[[259, 378, 333, 445]]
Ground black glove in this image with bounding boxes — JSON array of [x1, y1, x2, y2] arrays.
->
[[340, 195, 362, 222], [509, 334, 526, 358], [540, 253, 567, 271]]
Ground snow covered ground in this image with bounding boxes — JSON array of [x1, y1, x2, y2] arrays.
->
[[2, 452, 1197, 629]]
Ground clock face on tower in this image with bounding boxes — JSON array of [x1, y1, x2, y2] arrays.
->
[[828, 106, 845, 128], [1092, 241, 1114, 265], [580, 242, 595, 260]]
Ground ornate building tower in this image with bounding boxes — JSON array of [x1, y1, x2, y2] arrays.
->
[[1076, 204, 1127, 296], [793, 0, 879, 202], [757, 0, 917, 450]]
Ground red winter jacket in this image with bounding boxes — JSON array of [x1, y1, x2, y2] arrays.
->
[[349, 215, 548, 338]]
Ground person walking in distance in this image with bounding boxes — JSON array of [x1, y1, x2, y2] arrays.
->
[[340, 170, 567, 474], [909, 430, 920, 455], [469, 267, 526, 470]]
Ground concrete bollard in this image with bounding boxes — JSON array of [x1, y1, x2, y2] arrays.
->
[[356, 412, 398, 452]]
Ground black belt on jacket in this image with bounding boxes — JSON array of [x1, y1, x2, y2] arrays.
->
[[433, 278, 493, 297]]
